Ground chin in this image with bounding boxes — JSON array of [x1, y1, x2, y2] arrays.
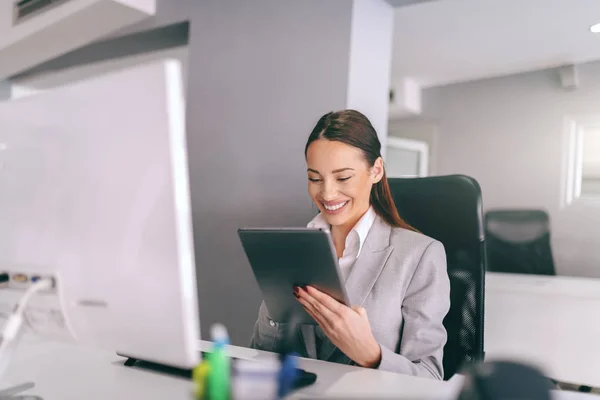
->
[[321, 209, 352, 227], [322, 215, 347, 227]]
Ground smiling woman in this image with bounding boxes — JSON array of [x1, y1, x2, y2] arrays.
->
[[250, 110, 451, 380], [304, 110, 417, 235]]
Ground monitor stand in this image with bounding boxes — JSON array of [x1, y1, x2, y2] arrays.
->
[[121, 354, 317, 390], [123, 356, 194, 379]]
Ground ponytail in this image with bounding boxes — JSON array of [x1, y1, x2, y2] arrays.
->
[[370, 171, 418, 231]]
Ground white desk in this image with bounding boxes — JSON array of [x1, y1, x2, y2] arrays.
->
[[3, 335, 599, 400], [3, 335, 459, 400], [485, 272, 600, 388], [2, 272, 600, 398]]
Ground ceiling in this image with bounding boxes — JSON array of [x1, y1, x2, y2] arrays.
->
[[392, 0, 600, 87]]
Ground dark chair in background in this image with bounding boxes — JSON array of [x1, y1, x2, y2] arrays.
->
[[485, 210, 556, 276], [388, 175, 485, 380]]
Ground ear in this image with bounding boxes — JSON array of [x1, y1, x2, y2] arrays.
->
[[371, 157, 384, 184]]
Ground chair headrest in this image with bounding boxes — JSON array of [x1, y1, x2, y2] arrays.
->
[[485, 210, 550, 242], [388, 175, 484, 244]]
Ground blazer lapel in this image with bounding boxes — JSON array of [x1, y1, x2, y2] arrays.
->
[[319, 216, 393, 362], [345, 216, 393, 307]]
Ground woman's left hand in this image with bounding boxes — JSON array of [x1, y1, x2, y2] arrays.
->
[[295, 286, 381, 368]]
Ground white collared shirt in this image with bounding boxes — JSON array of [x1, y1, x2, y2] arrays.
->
[[307, 206, 376, 282]]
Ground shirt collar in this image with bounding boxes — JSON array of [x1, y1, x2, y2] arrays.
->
[[307, 206, 376, 257]]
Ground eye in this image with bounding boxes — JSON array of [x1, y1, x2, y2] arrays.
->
[[308, 177, 322, 183], [338, 177, 351, 182]]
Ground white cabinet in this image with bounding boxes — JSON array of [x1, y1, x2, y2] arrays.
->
[[0, 0, 155, 79]]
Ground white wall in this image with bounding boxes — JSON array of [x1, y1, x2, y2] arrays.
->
[[421, 61, 600, 278]]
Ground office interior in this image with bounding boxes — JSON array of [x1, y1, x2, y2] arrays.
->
[[1, 0, 600, 398]]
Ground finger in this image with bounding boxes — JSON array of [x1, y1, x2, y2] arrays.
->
[[295, 293, 316, 314], [353, 306, 368, 318], [298, 287, 338, 323], [296, 296, 330, 328], [305, 286, 344, 315]]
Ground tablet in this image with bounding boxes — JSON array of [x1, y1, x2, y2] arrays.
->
[[238, 228, 350, 325]]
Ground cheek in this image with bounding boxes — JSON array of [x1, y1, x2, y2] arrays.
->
[[308, 183, 319, 199], [346, 178, 372, 202]]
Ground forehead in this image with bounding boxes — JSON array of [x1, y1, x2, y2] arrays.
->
[[306, 140, 366, 170]]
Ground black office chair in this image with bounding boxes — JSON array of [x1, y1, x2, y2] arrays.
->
[[388, 175, 485, 380], [484, 210, 556, 276]]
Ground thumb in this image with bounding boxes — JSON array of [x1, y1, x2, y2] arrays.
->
[[353, 306, 368, 318]]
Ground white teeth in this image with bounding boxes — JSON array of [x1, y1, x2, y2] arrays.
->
[[324, 201, 348, 211]]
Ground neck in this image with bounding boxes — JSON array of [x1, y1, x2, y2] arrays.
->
[[330, 205, 370, 258]]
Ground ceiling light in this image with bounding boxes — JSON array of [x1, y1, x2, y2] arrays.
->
[[590, 23, 600, 33]]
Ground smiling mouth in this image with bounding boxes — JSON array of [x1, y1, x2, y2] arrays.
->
[[322, 201, 349, 213]]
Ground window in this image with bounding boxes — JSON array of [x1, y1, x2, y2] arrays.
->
[[581, 127, 600, 196], [563, 116, 600, 205], [385, 137, 429, 178]]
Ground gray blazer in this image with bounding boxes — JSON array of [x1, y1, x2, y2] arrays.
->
[[249, 215, 451, 379]]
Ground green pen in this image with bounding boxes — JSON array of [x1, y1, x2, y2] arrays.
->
[[207, 324, 231, 400]]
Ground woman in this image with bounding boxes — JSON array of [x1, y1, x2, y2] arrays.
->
[[250, 110, 450, 379]]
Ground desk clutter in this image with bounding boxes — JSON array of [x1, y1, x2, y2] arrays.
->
[[191, 323, 556, 400], [193, 324, 316, 400]]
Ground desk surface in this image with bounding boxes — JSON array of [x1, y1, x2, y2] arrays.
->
[[3, 335, 599, 400], [4, 336, 459, 400], [485, 272, 600, 388], [486, 272, 600, 299], [2, 272, 600, 398]]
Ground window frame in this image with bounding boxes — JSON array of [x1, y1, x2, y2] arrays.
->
[[385, 137, 429, 178], [562, 115, 600, 207]]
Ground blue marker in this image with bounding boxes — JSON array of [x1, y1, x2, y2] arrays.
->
[[277, 352, 299, 399]]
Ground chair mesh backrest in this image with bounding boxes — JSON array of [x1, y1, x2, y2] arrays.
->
[[485, 210, 555, 276], [388, 175, 485, 379]]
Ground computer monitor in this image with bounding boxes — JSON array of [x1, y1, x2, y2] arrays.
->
[[0, 60, 200, 369]]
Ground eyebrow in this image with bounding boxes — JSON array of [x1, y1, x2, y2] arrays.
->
[[307, 168, 355, 174]]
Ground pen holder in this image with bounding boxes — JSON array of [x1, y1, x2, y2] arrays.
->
[[232, 358, 280, 400]]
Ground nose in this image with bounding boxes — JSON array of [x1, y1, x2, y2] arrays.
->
[[321, 179, 338, 201]]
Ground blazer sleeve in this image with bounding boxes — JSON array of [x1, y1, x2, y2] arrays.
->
[[377, 240, 451, 379], [249, 302, 288, 353]]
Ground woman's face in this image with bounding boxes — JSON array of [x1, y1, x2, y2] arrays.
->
[[306, 139, 383, 228]]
